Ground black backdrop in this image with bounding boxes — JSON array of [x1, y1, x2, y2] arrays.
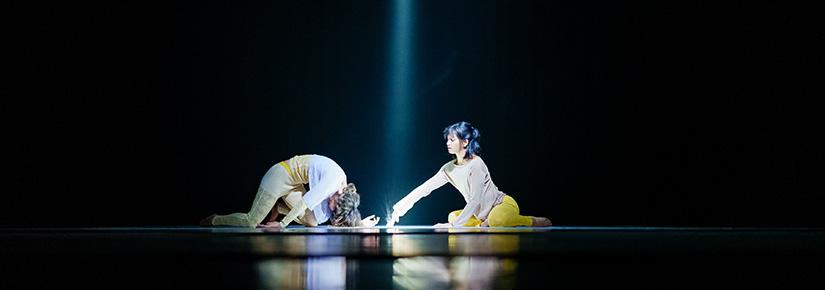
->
[[3, 1, 823, 227]]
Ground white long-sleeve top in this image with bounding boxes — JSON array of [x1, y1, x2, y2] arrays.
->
[[392, 156, 505, 226]]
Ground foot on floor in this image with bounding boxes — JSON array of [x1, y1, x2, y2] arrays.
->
[[531, 216, 552, 227]]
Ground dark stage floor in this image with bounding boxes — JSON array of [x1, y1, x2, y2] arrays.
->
[[2, 226, 825, 289]]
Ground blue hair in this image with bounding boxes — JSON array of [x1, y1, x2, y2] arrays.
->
[[443, 121, 481, 160]]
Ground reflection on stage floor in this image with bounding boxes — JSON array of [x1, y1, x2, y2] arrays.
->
[[2, 226, 825, 289]]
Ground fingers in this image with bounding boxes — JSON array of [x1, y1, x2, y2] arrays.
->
[[386, 212, 400, 227], [432, 223, 452, 228], [361, 216, 380, 227], [359, 215, 381, 227]]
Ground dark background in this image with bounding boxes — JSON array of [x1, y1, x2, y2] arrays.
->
[[3, 1, 823, 227]]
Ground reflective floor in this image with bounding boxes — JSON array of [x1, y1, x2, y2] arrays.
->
[[3, 226, 825, 289]]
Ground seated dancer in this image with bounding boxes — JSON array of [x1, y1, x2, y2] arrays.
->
[[200, 154, 379, 228], [387, 122, 552, 228]]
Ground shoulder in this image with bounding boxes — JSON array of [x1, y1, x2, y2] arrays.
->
[[440, 159, 456, 171], [467, 155, 485, 165], [469, 156, 489, 172]]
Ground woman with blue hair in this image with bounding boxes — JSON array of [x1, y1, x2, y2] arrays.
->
[[387, 122, 552, 228]]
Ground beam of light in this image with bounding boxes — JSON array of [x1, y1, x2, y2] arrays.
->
[[385, 0, 414, 227], [384, 199, 396, 227]]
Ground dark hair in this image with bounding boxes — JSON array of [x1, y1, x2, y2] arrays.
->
[[331, 183, 362, 227], [443, 121, 481, 160]]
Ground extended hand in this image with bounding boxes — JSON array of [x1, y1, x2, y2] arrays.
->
[[386, 212, 400, 227], [361, 215, 380, 227]]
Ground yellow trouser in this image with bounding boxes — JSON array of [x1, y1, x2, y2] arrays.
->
[[448, 195, 533, 227]]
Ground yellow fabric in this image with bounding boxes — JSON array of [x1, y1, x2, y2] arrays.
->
[[276, 156, 312, 227], [448, 210, 483, 226], [284, 155, 312, 184], [448, 195, 532, 227], [277, 161, 294, 180]]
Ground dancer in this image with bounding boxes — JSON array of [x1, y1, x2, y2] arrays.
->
[[387, 122, 551, 227], [200, 154, 379, 228]]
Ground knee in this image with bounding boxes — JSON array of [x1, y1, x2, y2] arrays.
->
[[447, 210, 462, 223]]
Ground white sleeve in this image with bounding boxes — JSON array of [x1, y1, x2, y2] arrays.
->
[[302, 172, 345, 211], [392, 169, 449, 217]]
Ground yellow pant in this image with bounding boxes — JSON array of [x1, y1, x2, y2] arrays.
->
[[448, 195, 533, 227]]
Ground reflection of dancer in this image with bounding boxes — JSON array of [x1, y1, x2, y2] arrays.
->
[[200, 154, 379, 228], [393, 256, 514, 290], [258, 256, 348, 289], [387, 122, 552, 227]]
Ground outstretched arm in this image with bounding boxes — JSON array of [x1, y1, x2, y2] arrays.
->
[[388, 169, 449, 225]]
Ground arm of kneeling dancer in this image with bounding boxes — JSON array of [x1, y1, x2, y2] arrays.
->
[[280, 200, 308, 227], [392, 170, 449, 218]]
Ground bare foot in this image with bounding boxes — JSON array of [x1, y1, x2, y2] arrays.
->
[[199, 214, 217, 226], [480, 219, 489, 227], [531, 216, 552, 227]]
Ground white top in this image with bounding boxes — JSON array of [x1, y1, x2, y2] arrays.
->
[[303, 155, 345, 224], [280, 154, 346, 226]]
